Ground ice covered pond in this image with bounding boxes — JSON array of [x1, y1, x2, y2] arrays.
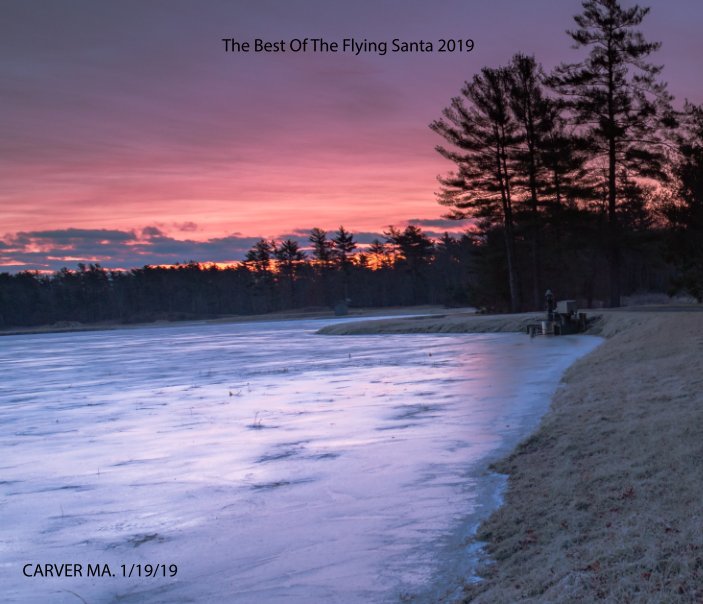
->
[[1, 318, 601, 603]]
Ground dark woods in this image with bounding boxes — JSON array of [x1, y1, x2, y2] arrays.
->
[[0, 226, 475, 328], [1, 0, 702, 329], [431, 0, 700, 311]]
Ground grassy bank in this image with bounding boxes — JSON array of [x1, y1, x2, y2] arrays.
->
[[322, 308, 703, 602], [317, 309, 542, 335]]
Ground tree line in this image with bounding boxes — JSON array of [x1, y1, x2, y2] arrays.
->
[[0, 226, 477, 328], [431, 0, 701, 312]]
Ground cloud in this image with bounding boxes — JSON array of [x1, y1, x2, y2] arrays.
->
[[0, 227, 260, 272], [8, 228, 136, 246], [404, 217, 467, 228], [141, 226, 165, 238], [174, 221, 198, 232]]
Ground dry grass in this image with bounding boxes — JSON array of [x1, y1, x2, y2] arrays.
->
[[322, 308, 703, 602], [464, 311, 703, 603], [317, 310, 543, 335]]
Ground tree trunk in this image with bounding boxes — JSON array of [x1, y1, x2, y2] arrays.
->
[[498, 128, 521, 312], [607, 137, 620, 307], [528, 158, 542, 310], [503, 220, 520, 312], [607, 49, 621, 308]]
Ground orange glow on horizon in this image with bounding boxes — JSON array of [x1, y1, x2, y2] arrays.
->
[[145, 250, 401, 273]]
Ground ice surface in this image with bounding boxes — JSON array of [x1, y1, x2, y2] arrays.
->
[[0, 318, 601, 603]]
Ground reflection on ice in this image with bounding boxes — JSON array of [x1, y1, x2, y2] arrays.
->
[[0, 319, 601, 603]]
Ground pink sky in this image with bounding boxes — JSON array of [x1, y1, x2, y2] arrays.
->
[[2, 0, 702, 270]]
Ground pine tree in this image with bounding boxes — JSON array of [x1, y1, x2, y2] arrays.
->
[[664, 103, 703, 301], [549, 0, 675, 307], [245, 239, 275, 276], [385, 226, 435, 304], [309, 227, 334, 305], [431, 67, 521, 311], [274, 239, 306, 307], [309, 228, 333, 264], [244, 239, 276, 312], [332, 226, 356, 268], [506, 54, 552, 309], [368, 239, 391, 269], [332, 226, 356, 301]]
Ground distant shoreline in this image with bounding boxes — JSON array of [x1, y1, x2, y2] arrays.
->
[[321, 306, 703, 602], [0, 305, 464, 337]]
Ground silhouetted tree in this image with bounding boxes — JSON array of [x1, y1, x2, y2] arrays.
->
[[539, 109, 595, 211], [309, 228, 334, 266], [431, 66, 521, 311], [332, 226, 356, 301], [663, 103, 703, 301], [274, 239, 306, 306], [506, 54, 553, 308], [368, 239, 392, 269], [385, 226, 435, 304], [309, 227, 334, 305], [245, 239, 275, 275], [549, 0, 676, 306], [245, 239, 276, 312], [434, 232, 472, 306], [332, 226, 356, 268]]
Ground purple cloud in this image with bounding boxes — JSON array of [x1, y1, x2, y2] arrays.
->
[[0, 228, 261, 272]]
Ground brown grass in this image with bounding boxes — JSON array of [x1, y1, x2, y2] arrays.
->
[[322, 308, 703, 602], [464, 311, 703, 603], [317, 310, 543, 335]]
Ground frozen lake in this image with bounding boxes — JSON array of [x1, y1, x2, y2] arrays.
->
[[0, 318, 601, 603]]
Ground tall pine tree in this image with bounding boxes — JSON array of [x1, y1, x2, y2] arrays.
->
[[549, 0, 675, 307], [431, 67, 521, 312], [664, 103, 703, 301], [332, 226, 356, 301], [506, 54, 552, 309]]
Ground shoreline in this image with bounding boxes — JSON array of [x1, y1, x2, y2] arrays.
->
[[0, 305, 462, 338], [322, 307, 703, 602]]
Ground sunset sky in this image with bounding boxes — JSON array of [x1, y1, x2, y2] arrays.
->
[[2, 0, 702, 271]]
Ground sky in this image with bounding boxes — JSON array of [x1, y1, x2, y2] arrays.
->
[[1, 0, 702, 271]]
